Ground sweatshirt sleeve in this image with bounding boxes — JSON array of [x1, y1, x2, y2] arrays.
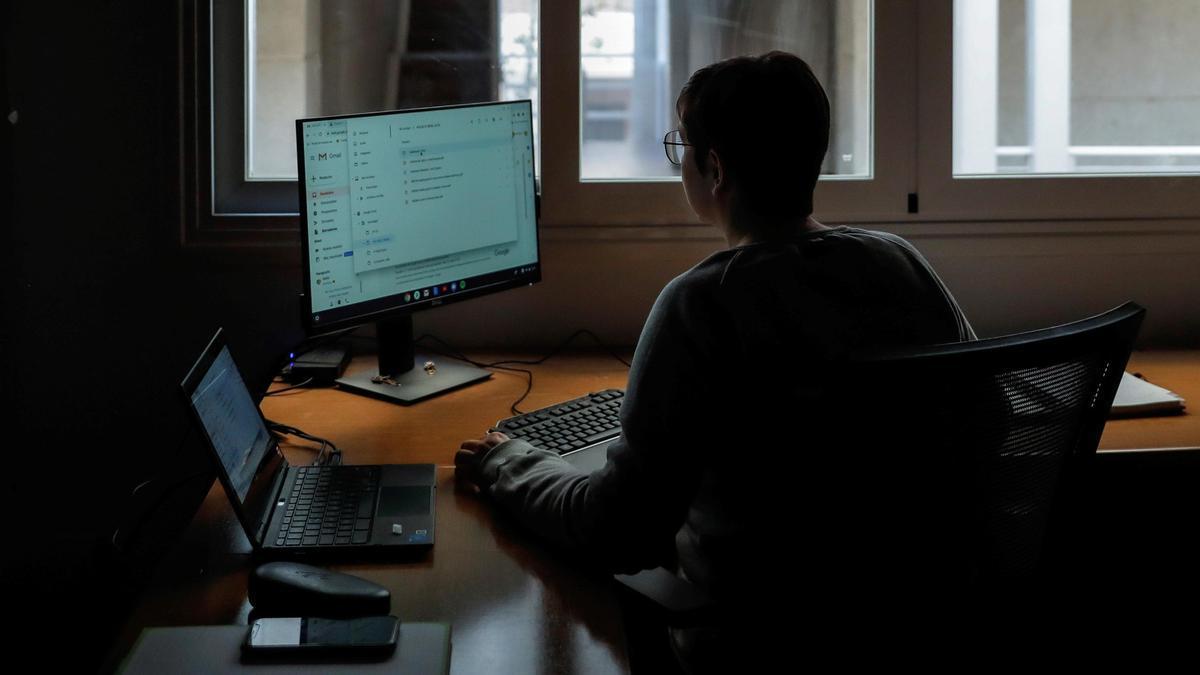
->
[[474, 274, 719, 573]]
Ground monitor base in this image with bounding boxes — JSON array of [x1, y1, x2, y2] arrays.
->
[[335, 352, 491, 405]]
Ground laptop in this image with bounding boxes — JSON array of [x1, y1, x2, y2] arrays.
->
[[181, 328, 435, 557]]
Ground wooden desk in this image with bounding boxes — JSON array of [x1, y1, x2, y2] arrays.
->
[[111, 351, 633, 675], [110, 349, 1196, 672], [254, 349, 1199, 456], [254, 348, 1199, 458]]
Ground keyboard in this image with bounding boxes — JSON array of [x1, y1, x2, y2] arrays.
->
[[495, 389, 625, 455], [277, 465, 380, 547]]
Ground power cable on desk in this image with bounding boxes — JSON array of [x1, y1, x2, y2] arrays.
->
[[109, 425, 205, 557], [484, 328, 633, 369], [110, 419, 342, 557], [286, 326, 359, 355], [265, 419, 342, 466], [416, 334, 535, 414], [263, 377, 314, 396], [110, 469, 211, 557], [415, 329, 632, 416]]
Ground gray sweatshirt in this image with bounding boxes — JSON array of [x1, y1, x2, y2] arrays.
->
[[476, 226, 973, 625]]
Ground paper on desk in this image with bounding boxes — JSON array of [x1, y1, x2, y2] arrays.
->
[[1110, 371, 1186, 418]]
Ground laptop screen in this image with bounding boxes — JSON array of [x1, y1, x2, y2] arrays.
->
[[189, 345, 274, 503]]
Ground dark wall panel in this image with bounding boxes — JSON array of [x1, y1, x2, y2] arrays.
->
[[2, 3, 304, 669]]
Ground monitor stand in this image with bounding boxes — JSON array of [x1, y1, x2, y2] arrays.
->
[[335, 315, 491, 405]]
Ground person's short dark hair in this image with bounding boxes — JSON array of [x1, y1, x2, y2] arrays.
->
[[677, 51, 830, 234]]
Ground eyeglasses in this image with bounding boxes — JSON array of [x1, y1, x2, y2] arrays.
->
[[663, 130, 691, 167]]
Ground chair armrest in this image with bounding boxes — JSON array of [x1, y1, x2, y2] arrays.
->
[[613, 567, 717, 628]]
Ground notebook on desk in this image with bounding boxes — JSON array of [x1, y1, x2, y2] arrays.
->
[[1111, 371, 1186, 418], [181, 328, 435, 557], [120, 623, 451, 674]]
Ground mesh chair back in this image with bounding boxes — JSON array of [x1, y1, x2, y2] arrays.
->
[[811, 303, 1144, 592], [618, 304, 1143, 667]]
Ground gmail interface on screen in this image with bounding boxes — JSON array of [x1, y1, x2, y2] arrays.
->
[[301, 102, 537, 316]]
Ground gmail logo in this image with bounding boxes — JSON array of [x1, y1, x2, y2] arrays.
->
[[318, 152, 328, 160]]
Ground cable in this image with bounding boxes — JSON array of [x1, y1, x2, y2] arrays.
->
[[414, 330, 632, 416], [267, 421, 341, 466], [263, 378, 314, 396], [483, 329, 633, 369], [113, 417, 346, 555], [287, 326, 358, 355], [265, 419, 343, 466], [110, 469, 211, 556], [109, 425, 203, 555], [492, 364, 535, 415], [414, 334, 535, 414]]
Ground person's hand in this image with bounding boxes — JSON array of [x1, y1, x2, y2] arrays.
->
[[454, 430, 511, 489]]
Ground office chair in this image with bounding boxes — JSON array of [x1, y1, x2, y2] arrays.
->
[[615, 302, 1145, 672]]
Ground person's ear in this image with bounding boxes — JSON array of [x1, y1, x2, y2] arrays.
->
[[708, 149, 725, 193]]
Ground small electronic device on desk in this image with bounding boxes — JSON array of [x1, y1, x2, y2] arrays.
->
[[283, 344, 351, 385], [242, 616, 400, 659]]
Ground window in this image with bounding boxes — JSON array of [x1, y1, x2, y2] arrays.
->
[[917, 0, 1200, 221], [248, 0, 540, 181], [204, 0, 539, 227], [538, 0, 910, 225], [192, 0, 1199, 244], [954, 0, 1200, 176], [577, 0, 871, 181]]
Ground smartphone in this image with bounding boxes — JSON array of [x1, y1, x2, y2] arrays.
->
[[242, 616, 400, 658]]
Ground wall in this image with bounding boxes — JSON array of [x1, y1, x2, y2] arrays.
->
[[409, 223, 1200, 350], [2, 3, 304, 669]]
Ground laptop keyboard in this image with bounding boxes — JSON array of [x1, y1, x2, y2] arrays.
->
[[276, 466, 380, 548], [495, 389, 624, 455]]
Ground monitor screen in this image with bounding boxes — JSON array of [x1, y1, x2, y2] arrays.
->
[[297, 100, 540, 333]]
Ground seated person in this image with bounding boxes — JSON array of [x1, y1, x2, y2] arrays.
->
[[455, 51, 974, 671]]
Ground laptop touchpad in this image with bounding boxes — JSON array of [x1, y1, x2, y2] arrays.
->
[[377, 486, 430, 517]]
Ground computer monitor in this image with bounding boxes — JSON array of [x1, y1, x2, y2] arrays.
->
[[296, 100, 540, 404]]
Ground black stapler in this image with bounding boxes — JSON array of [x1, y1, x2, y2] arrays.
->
[[248, 562, 391, 618]]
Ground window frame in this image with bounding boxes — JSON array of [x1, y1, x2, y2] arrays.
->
[[186, 0, 1200, 249], [212, 0, 300, 215], [182, 0, 297, 247], [541, 0, 920, 227], [914, 0, 1200, 223]]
